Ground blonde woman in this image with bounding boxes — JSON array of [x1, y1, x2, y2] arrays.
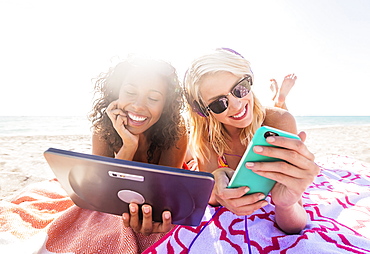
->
[[183, 48, 319, 234]]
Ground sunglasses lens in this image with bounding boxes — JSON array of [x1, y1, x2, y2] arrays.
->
[[207, 76, 251, 114], [208, 97, 228, 114], [233, 81, 250, 98]]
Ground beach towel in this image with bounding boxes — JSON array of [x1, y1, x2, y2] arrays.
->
[[0, 155, 369, 253], [0, 179, 166, 254], [144, 155, 370, 253]]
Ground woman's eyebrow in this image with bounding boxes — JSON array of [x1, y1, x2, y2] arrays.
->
[[122, 83, 135, 88], [206, 77, 244, 102], [149, 89, 164, 96], [123, 84, 163, 95], [207, 85, 233, 102], [207, 93, 224, 102]]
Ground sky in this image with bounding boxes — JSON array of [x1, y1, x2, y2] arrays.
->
[[1, 0, 370, 117]]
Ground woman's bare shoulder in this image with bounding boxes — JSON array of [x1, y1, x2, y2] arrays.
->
[[263, 107, 297, 133], [92, 131, 114, 157]]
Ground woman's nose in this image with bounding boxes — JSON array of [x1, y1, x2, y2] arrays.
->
[[227, 94, 242, 111], [131, 96, 146, 110]]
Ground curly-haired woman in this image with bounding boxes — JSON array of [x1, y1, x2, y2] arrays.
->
[[42, 55, 188, 254], [89, 55, 188, 236]]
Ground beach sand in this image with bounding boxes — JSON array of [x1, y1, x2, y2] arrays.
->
[[1, 125, 370, 200]]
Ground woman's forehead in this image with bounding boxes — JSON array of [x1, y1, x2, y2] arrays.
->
[[122, 71, 168, 91], [199, 72, 240, 99]]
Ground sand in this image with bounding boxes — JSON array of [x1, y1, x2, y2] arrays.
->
[[0, 135, 92, 200], [1, 125, 370, 200]]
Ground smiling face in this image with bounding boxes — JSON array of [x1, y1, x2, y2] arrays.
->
[[199, 71, 254, 131], [117, 70, 167, 135]]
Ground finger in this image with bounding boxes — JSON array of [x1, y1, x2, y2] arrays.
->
[[265, 135, 315, 161], [129, 203, 141, 232], [157, 211, 172, 233], [214, 168, 251, 199], [247, 155, 319, 190], [226, 192, 267, 208], [252, 145, 313, 174], [106, 108, 122, 122], [106, 100, 119, 111], [117, 114, 128, 126], [106, 101, 118, 116], [140, 205, 153, 236], [298, 131, 307, 143], [213, 168, 236, 191], [122, 212, 131, 227], [106, 100, 125, 119], [248, 160, 304, 180], [109, 108, 125, 117], [217, 186, 250, 201], [254, 165, 314, 196], [228, 199, 269, 216]]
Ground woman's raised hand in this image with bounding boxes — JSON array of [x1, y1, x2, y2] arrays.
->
[[210, 167, 268, 216], [122, 203, 173, 236], [106, 100, 139, 159], [246, 131, 320, 208], [106, 100, 139, 146]]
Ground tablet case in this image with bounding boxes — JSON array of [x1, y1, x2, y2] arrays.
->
[[44, 148, 214, 226]]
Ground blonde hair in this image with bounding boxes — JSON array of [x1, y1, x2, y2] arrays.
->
[[184, 48, 265, 164]]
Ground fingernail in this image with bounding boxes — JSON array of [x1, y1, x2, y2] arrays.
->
[[244, 187, 250, 193], [254, 146, 263, 153], [164, 211, 171, 220], [266, 137, 275, 143], [143, 206, 150, 214], [122, 213, 128, 220], [258, 194, 266, 200], [246, 162, 254, 168], [129, 204, 136, 213]]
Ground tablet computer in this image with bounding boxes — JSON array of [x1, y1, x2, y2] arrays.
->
[[44, 148, 214, 226]]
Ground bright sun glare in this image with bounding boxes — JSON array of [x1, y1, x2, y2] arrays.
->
[[1, 0, 370, 116]]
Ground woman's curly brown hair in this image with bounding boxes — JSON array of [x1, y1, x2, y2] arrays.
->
[[89, 56, 185, 163]]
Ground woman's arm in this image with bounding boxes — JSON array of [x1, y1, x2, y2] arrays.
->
[[92, 132, 114, 157], [198, 147, 268, 214], [252, 108, 319, 233], [91, 130, 138, 160]]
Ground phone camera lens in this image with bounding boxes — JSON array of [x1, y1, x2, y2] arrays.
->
[[264, 131, 279, 139]]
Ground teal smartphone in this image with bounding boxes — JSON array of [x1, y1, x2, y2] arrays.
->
[[227, 126, 301, 196]]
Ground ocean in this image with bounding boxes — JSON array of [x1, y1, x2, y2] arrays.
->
[[0, 116, 92, 136], [0, 115, 370, 137], [294, 116, 370, 130]]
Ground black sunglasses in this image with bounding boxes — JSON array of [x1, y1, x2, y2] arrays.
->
[[206, 75, 252, 114]]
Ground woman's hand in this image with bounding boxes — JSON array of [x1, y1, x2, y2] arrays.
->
[[122, 203, 173, 236], [210, 167, 268, 216], [246, 131, 320, 208], [106, 100, 139, 160]]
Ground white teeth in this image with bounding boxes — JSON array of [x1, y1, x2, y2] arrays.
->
[[232, 107, 246, 118], [128, 112, 147, 122]]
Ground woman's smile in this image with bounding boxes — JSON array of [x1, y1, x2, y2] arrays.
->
[[127, 111, 149, 126], [230, 104, 248, 120]]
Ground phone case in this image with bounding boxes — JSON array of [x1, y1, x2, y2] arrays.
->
[[227, 126, 301, 196]]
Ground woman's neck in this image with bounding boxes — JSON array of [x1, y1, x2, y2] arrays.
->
[[223, 124, 242, 140]]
